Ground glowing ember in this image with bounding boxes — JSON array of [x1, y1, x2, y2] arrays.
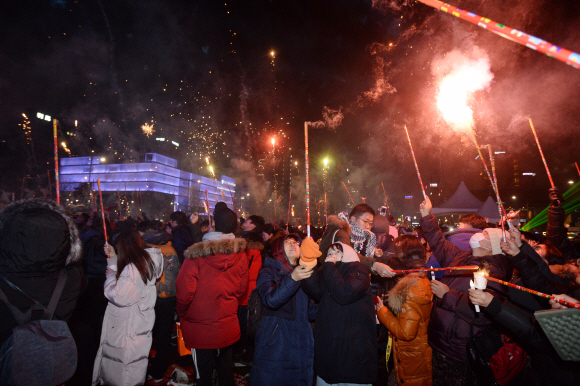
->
[[433, 48, 493, 134], [141, 123, 155, 137]]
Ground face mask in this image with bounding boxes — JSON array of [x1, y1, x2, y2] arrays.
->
[[469, 233, 491, 251]]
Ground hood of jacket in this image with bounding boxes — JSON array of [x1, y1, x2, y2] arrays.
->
[[271, 234, 301, 272], [387, 273, 432, 315], [326, 215, 351, 236], [0, 199, 82, 276], [184, 237, 247, 271]]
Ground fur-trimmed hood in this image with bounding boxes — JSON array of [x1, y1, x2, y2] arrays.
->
[[387, 273, 432, 315], [0, 199, 82, 276], [326, 215, 351, 235], [549, 263, 579, 283], [184, 238, 247, 271], [247, 240, 264, 251]]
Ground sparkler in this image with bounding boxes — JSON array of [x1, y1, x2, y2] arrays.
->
[[324, 192, 328, 227], [287, 188, 292, 230], [61, 141, 71, 155], [342, 181, 355, 206], [403, 125, 427, 199], [416, 0, 580, 70], [53, 119, 60, 204], [392, 265, 478, 274], [381, 182, 388, 206], [529, 118, 555, 188], [483, 275, 580, 309], [141, 123, 155, 137], [97, 178, 108, 245], [304, 122, 311, 238]]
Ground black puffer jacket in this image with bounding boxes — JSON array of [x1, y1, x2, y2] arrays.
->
[[486, 297, 580, 385], [547, 206, 580, 263], [0, 199, 85, 346], [302, 261, 377, 384]]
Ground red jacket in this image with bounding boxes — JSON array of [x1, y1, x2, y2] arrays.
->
[[240, 241, 264, 306], [176, 237, 249, 349]]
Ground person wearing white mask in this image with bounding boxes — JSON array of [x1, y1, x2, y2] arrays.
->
[[418, 197, 513, 386]]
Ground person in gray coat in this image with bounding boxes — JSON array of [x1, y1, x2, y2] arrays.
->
[[92, 231, 163, 386]]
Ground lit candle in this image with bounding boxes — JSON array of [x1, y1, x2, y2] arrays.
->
[[469, 280, 480, 312]]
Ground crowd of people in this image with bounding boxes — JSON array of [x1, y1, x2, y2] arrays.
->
[[0, 186, 579, 386]]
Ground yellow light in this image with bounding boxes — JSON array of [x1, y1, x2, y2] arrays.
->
[[271, 138, 275, 145], [100, 157, 105, 162], [270, 50, 275, 57], [324, 158, 328, 166]]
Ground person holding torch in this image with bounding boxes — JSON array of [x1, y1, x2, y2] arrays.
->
[[418, 196, 512, 385]]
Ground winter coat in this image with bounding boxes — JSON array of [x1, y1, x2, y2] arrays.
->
[[80, 228, 109, 278], [547, 206, 580, 263], [485, 297, 580, 386], [377, 274, 433, 386], [176, 237, 248, 349], [420, 214, 512, 363], [250, 236, 314, 386], [0, 199, 84, 347], [319, 215, 376, 274], [301, 261, 377, 385], [92, 248, 163, 386], [241, 240, 264, 306], [171, 224, 193, 264], [444, 228, 482, 252]]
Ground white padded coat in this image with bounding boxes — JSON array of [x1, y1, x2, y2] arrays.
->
[[92, 248, 163, 386]]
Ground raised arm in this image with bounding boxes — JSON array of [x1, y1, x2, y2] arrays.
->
[[419, 197, 466, 268]]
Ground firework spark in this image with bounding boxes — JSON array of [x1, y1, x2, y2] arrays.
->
[[141, 123, 155, 137]]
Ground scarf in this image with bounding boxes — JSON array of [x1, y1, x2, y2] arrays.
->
[[338, 212, 376, 257]]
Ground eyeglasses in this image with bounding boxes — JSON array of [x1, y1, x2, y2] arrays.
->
[[284, 240, 300, 247], [357, 218, 373, 227]]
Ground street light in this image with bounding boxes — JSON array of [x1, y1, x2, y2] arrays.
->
[[512, 196, 516, 200]]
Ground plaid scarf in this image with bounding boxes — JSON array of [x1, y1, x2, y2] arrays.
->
[[338, 212, 376, 257]]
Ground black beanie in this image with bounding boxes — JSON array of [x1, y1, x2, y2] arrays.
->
[[214, 204, 238, 234]]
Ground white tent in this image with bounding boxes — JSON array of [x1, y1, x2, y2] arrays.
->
[[431, 181, 484, 216], [476, 196, 502, 223]]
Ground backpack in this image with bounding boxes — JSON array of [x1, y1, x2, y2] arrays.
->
[[148, 242, 180, 298], [467, 326, 527, 386], [246, 288, 263, 341], [0, 270, 77, 386]]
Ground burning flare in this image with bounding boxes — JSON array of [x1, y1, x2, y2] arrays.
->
[[433, 48, 493, 135]]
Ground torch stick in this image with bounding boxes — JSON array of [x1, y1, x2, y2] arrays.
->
[[529, 119, 555, 188], [471, 134, 497, 194], [576, 162, 580, 177], [21, 177, 26, 200], [486, 145, 507, 240], [287, 188, 292, 231], [381, 182, 388, 206], [117, 189, 122, 218], [392, 265, 479, 274], [53, 119, 60, 204], [97, 178, 108, 245], [403, 125, 427, 200], [416, 0, 580, 70], [483, 275, 580, 309], [342, 181, 356, 206], [47, 170, 53, 200], [324, 192, 328, 227], [304, 122, 311, 238]]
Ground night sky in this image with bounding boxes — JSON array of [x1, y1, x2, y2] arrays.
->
[[1, 0, 580, 220]]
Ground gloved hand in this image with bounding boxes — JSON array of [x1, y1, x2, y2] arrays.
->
[[299, 237, 321, 269], [549, 187, 563, 208]]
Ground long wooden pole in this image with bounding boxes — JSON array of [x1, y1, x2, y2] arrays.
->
[[304, 122, 311, 238], [53, 119, 60, 204], [529, 118, 555, 188], [403, 125, 427, 200]]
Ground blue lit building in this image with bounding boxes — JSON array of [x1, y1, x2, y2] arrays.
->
[[60, 153, 235, 213]]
